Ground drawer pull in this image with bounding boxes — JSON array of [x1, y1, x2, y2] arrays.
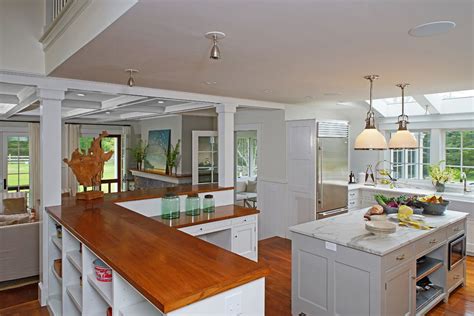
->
[[453, 275, 461, 280], [396, 254, 405, 261], [429, 239, 437, 244], [200, 228, 203, 231]]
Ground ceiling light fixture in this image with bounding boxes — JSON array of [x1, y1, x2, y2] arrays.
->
[[125, 69, 139, 87], [388, 83, 418, 149], [158, 101, 164, 104], [408, 21, 456, 37], [354, 75, 388, 150], [205, 31, 225, 60], [76, 93, 86, 97]]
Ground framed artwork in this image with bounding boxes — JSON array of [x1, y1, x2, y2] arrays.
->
[[145, 129, 171, 171]]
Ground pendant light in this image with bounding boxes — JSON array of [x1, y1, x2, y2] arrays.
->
[[125, 69, 139, 87], [205, 32, 226, 60], [388, 83, 418, 149], [354, 75, 388, 150]]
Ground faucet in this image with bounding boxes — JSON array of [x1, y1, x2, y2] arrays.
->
[[460, 172, 472, 193]]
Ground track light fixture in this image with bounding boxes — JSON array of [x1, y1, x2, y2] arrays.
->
[[125, 69, 139, 87], [205, 32, 226, 60]]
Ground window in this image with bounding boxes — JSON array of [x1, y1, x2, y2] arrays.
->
[[236, 134, 257, 179], [390, 131, 430, 180], [6, 136, 30, 192], [445, 130, 474, 181], [78, 135, 121, 193]]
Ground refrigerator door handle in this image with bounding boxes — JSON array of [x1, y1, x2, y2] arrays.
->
[[317, 141, 323, 209]]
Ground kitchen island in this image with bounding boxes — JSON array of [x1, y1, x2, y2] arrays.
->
[[45, 184, 268, 316], [290, 208, 467, 316]]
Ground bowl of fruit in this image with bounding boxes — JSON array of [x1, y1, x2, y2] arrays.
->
[[374, 194, 423, 214], [418, 195, 449, 215]]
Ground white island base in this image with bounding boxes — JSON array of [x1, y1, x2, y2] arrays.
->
[[290, 209, 467, 316]]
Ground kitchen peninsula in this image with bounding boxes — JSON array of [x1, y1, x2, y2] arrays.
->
[[290, 208, 467, 316], [45, 184, 268, 316]]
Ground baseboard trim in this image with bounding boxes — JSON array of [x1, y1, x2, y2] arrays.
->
[[38, 282, 47, 306]]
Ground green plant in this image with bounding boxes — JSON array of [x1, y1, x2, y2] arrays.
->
[[429, 160, 455, 184], [166, 139, 181, 172], [128, 139, 148, 166]]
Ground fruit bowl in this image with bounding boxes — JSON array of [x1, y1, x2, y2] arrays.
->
[[420, 200, 449, 215]]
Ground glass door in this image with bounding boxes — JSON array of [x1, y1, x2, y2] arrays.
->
[[192, 131, 218, 184], [3, 134, 30, 193], [78, 134, 122, 193]]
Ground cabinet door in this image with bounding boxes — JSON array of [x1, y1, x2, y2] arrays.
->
[[192, 131, 218, 185], [384, 262, 415, 316], [232, 223, 256, 260]]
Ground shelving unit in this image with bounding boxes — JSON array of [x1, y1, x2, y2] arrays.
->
[[120, 301, 161, 316], [416, 257, 443, 282], [416, 285, 444, 314], [87, 274, 113, 306], [66, 285, 83, 312], [67, 250, 82, 273], [51, 236, 63, 250], [47, 294, 62, 316], [51, 265, 62, 284], [48, 216, 63, 316]]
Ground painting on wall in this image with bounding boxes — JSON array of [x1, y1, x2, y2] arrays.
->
[[145, 129, 171, 172]]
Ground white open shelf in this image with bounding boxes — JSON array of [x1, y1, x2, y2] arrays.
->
[[120, 301, 161, 316], [48, 294, 62, 316], [67, 250, 82, 273], [87, 273, 113, 306], [66, 285, 83, 312], [51, 265, 62, 284], [51, 235, 62, 250]]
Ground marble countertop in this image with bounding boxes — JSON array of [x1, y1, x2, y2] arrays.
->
[[289, 208, 468, 256], [348, 183, 474, 203]]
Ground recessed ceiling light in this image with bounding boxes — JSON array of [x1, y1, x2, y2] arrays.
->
[[408, 21, 456, 37], [158, 100, 164, 104], [105, 111, 111, 115], [76, 93, 85, 97], [263, 89, 272, 93], [204, 81, 217, 85]]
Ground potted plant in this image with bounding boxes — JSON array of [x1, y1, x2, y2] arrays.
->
[[128, 140, 148, 171], [166, 139, 181, 175], [429, 160, 455, 192]]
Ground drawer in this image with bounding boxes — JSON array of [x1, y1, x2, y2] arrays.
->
[[179, 219, 232, 236], [447, 220, 465, 239], [348, 200, 359, 209], [447, 260, 464, 291], [348, 190, 359, 201], [414, 229, 447, 256], [231, 215, 256, 226], [383, 244, 415, 271]]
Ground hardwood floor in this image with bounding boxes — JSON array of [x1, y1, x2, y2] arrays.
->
[[1, 237, 473, 315]]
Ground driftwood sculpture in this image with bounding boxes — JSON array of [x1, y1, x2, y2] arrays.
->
[[64, 131, 114, 200]]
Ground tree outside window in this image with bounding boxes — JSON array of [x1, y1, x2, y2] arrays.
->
[[445, 130, 474, 181], [236, 135, 257, 179]]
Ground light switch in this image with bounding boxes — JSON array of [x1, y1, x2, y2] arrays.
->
[[225, 292, 242, 316]]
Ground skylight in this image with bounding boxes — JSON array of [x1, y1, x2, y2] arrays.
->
[[0, 103, 16, 114], [371, 89, 474, 117]]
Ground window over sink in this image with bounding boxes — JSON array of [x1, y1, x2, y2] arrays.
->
[[445, 130, 474, 181], [390, 131, 430, 180]]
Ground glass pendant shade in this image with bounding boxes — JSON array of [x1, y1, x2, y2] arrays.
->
[[354, 74, 388, 150], [388, 83, 418, 149], [388, 130, 418, 149]]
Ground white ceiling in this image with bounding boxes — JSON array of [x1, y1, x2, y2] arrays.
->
[[50, 0, 474, 104]]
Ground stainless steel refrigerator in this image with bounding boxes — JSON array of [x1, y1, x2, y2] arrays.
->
[[316, 121, 349, 220]]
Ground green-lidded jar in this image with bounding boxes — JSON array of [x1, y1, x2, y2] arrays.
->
[[185, 193, 201, 216], [202, 194, 215, 213], [161, 193, 180, 219]]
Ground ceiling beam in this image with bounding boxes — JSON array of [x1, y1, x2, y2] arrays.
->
[[164, 102, 215, 114], [2, 87, 38, 119], [62, 99, 102, 109], [0, 94, 19, 104], [113, 106, 165, 114], [412, 95, 441, 114]]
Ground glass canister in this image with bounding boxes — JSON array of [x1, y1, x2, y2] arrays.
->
[[185, 194, 201, 216], [202, 194, 215, 213], [161, 194, 180, 219]]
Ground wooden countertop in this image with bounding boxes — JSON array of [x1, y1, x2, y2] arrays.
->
[[153, 204, 259, 228], [46, 186, 268, 313]]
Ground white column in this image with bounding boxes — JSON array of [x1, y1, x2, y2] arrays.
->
[[216, 104, 237, 187], [38, 88, 64, 306]]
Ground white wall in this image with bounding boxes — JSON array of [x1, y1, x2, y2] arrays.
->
[[138, 115, 216, 174], [235, 109, 288, 239], [0, 0, 46, 74]]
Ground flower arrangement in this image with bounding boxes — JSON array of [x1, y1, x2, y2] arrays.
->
[[128, 139, 148, 170], [429, 160, 455, 192], [166, 139, 181, 175]]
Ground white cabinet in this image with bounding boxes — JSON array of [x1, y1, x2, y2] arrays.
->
[[384, 262, 415, 316], [348, 189, 360, 210], [232, 223, 257, 261]]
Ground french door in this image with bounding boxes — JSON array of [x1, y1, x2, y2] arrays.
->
[[79, 134, 122, 193]]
